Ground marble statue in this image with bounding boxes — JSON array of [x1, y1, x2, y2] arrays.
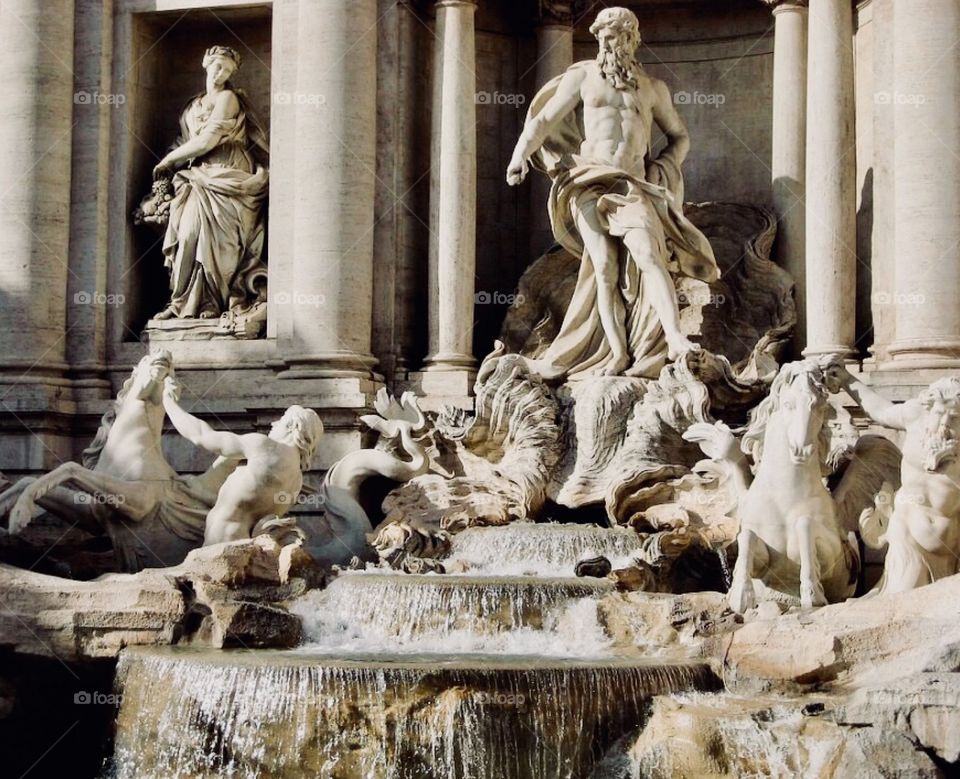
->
[[0, 352, 238, 571], [147, 45, 269, 324], [161, 378, 323, 545], [298, 389, 430, 567], [830, 366, 960, 594], [685, 359, 899, 611], [505, 7, 718, 380]]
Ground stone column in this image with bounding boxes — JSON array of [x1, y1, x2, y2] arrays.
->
[[763, 0, 807, 354], [885, 0, 960, 366], [803, 0, 856, 360], [530, 4, 574, 258], [281, 0, 378, 378], [0, 1, 75, 391], [423, 0, 478, 383]]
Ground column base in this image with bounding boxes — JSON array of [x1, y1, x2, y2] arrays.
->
[[403, 369, 476, 412], [801, 344, 857, 360], [422, 352, 477, 371]]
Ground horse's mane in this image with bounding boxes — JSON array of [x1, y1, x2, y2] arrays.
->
[[740, 361, 833, 470], [80, 372, 135, 469]]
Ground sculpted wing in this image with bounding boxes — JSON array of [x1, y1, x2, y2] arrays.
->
[[832, 434, 902, 537]]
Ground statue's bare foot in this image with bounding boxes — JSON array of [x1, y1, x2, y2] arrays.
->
[[800, 579, 827, 609], [154, 307, 176, 321], [600, 351, 630, 376], [199, 310, 218, 320], [667, 335, 701, 362]]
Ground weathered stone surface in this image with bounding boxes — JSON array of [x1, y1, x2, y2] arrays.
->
[[624, 694, 942, 779], [0, 537, 318, 662], [841, 673, 960, 764], [710, 573, 960, 693]]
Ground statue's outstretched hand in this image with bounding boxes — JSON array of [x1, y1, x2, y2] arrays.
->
[[506, 157, 529, 186]]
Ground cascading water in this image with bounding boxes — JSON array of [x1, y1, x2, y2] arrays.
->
[[108, 523, 720, 778], [109, 649, 718, 779], [293, 573, 615, 657], [442, 522, 647, 576]]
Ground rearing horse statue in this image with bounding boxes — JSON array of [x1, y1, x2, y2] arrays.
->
[[685, 359, 900, 612], [0, 351, 237, 572]]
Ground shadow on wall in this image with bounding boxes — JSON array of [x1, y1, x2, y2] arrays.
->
[[856, 168, 874, 358]]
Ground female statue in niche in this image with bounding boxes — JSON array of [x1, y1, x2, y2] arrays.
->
[[146, 44, 269, 323]]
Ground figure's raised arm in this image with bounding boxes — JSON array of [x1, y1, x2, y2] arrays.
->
[[651, 80, 690, 169], [826, 363, 912, 430], [506, 67, 586, 185], [162, 378, 248, 459]]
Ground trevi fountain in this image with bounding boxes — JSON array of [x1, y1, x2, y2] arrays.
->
[[0, 1, 959, 777]]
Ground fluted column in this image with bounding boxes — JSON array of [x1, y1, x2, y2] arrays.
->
[[763, 0, 807, 354], [803, 0, 856, 359], [424, 0, 478, 374], [0, 0, 75, 387], [885, 0, 960, 366], [282, 0, 378, 377], [530, 4, 574, 258]]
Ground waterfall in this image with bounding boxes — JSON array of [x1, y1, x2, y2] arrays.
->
[[293, 573, 615, 657], [109, 648, 719, 779], [444, 522, 646, 576]]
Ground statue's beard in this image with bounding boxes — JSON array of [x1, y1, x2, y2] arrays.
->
[[597, 46, 640, 90], [922, 430, 958, 472]]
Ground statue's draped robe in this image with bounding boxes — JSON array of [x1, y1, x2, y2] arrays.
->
[[525, 64, 719, 380], [162, 90, 269, 318]]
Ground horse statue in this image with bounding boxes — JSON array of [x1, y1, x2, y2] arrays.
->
[[684, 359, 900, 612], [0, 351, 237, 572]]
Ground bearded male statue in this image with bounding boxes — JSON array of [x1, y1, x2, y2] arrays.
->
[[829, 365, 960, 593], [506, 7, 718, 380]]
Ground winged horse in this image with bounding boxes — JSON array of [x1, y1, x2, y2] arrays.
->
[[684, 359, 900, 612]]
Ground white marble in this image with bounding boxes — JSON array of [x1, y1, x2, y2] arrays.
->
[[765, 0, 807, 353], [803, 0, 856, 360], [425, 0, 479, 374], [885, 0, 960, 366]]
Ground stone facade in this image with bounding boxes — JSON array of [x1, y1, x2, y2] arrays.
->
[[0, 0, 953, 474]]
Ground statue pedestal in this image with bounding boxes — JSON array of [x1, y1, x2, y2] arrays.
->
[[142, 305, 267, 342]]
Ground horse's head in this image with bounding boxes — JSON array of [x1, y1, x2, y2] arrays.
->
[[128, 350, 174, 405], [770, 361, 831, 464]]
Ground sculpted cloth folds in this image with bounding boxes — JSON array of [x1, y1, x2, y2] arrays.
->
[[525, 65, 719, 380], [162, 91, 269, 318]]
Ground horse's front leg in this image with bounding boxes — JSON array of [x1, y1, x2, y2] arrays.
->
[[796, 514, 827, 608], [9, 463, 155, 534], [728, 527, 769, 613]]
